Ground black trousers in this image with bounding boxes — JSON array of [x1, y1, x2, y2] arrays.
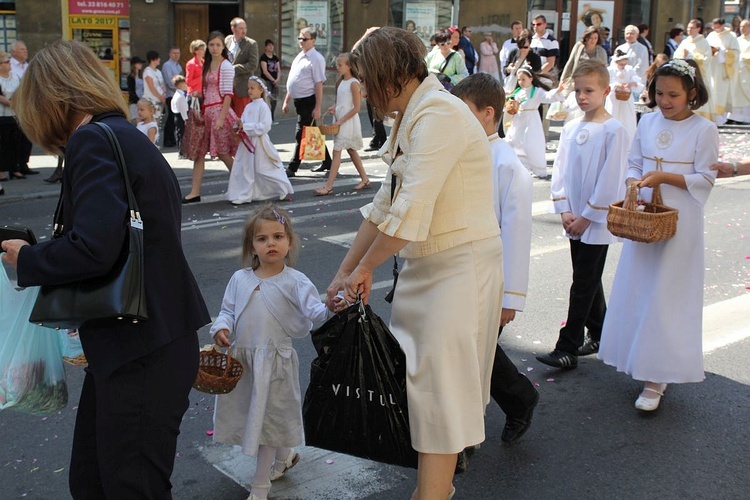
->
[[17, 127, 32, 171], [0, 121, 20, 174], [490, 326, 538, 418], [555, 239, 609, 355], [163, 97, 177, 147], [288, 95, 331, 171], [69, 333, 199, 500], [174, 115, 185, 152], [366, 101, 386, 147]]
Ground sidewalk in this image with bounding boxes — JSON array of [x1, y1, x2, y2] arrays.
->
[[2, 115, 748, 205]]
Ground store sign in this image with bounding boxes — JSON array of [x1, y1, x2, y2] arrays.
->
[[69, 1, 129, 16]]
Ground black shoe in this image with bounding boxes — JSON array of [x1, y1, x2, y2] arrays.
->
[[44, 173, 63, 184], [285, 168, 296, 178], [536, 350, 578, 369], [454, 449, 469, 475], [311, 163, 331, 173], [20, 168, 39, 176], [501, 391, 539, 444], [181, 195, 201, 204], [577, 337, 600, 356], [0, 188, 4, 196], [11, 172, 26, 180]]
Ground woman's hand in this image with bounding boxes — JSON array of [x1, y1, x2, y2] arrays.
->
[[0, 239, 29, 269], [344, 264, 373, 305], [327, 106, 335, 115], [325, 269, 350, 310], [213, 329, 231, 347], [214, 115, 225, 130]]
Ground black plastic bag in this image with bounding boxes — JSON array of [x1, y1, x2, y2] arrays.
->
[[303, 302, 418, 469]]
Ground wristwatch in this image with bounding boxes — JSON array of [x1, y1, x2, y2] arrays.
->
[[732, 162, 739, 177]]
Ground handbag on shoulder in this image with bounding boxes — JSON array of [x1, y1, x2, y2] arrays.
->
[[29, 122, 148, 330]]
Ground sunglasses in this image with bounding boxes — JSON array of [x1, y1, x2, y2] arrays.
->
[[531, 23, 544, 26], [298, 37, 312, 41], [439, 42, 450, 46]]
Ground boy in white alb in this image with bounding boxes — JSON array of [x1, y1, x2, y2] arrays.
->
[[536, 60, 629, 370], [452, 74, 539, 444]]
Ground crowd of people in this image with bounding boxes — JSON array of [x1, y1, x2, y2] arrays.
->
[[1, 13, 749, 500]]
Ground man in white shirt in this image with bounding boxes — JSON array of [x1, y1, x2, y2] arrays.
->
[[500, 21, 524, 84], [224, 17, 259, 117], [530, 15, 559, 74], [615, 25, 649, 90], [160, 47, 182, 148], [282, 27, 331, 176], [9, 40, 37, 176]]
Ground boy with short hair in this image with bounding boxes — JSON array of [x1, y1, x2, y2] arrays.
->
[[536, 59, 629, 369], [170, 74, 189, 157], [452, 74, 539, 444]]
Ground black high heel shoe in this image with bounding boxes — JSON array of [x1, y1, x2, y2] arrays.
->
[[44, 169, 63, 184]]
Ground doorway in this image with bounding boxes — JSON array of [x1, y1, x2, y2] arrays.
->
[[174, 3, 239, 66]]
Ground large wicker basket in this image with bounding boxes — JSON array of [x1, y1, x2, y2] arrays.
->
[[607, 184, 678, 243], [193, 345, 244, 394], [318, 116, 339, 136], [504, 98, 520, 115], [615, 87, 632, 101]]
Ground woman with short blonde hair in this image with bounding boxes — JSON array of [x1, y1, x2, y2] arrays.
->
[[5, 40, 210, 498]]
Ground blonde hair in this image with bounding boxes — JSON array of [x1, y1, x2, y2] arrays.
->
[[190, 39, 206, 54], [137, 98, 156, 114], [12, 40, 128, 155], [241, 204, 298, 270], [0, 51, 10, 63], [572, 59, 610, 87]]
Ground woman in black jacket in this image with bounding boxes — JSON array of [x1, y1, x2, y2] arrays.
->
[[1, 40, 210, 499]]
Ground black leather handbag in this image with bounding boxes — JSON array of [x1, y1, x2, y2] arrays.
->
[[29, 122, 148, 330]]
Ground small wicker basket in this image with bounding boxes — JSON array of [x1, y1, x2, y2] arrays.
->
[[607, 184, 678, 243], [193, 345, 244, 394], [318, 116, 340, 136], [505, 98, 520, 115], [615, 87, 632, 101]]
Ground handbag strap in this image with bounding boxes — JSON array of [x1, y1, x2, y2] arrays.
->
[[384, 147, 402, 304], [52, 122, 142, 236], [439, 51, 456, 74]]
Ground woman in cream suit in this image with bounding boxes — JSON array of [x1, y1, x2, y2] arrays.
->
[[326, 27, 503, 500]]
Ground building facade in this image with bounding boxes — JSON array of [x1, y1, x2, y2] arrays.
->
[[4, 0, 750, 90]]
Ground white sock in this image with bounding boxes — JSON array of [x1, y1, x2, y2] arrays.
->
[[251, 445, 275, 499]]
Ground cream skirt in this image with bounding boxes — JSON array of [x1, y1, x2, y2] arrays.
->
[[390, 236, 503, 454]]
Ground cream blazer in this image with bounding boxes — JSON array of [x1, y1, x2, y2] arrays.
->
[[361, 74, 500, 259]]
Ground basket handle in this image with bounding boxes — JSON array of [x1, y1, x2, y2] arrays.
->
[[650, 184, 664, 205], [223, 345, 234, 376], [623, 184, 639, 210]]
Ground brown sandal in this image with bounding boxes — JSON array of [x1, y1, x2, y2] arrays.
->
[[313, 186, 333, 196], [353, 180, 372, 190]]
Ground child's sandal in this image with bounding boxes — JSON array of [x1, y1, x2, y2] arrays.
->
[[247, 482, 271, 500], [269, 450, 300, 481]]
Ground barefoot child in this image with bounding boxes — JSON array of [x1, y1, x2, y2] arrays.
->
[[504, 66, 564, 179], [211, 205, 341, 500], [313, 53, 370, 196], [598, 59, 718, 411], [227, 77, 293, 205], [536, 60, 629, 370], [452, 73, 540, 444], [135, 98, 159, 145]]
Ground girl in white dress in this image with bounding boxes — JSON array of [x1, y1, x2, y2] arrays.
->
[[598, 59, 719, 412], [227, 77, 293, 205], [504, 66, 564, 179], [605, 50, 643, 143], [135, 98, 159, 145], [211, 205, 340, 500], [313, 53, 370, 196]]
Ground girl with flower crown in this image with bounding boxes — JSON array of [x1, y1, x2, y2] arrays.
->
[[598, 58, 719, 413], [504, 65, 564, 179], [227, 76, 294, 205]]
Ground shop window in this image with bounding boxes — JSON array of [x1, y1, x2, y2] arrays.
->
[[281, 0, 344, 68], [391, 0, 454, 45], [0, 7, 16, 54]]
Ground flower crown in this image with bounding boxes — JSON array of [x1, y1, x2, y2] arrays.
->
[[664, 59, 696, 81], [248, 75, 268, 95]]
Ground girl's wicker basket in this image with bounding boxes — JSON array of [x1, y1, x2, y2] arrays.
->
[[615, 86, 632, 101], [193, 345, 244, 394], [504, 98, 520, 115], [318, 115, 340, 136], [607, 184, 678, 243]]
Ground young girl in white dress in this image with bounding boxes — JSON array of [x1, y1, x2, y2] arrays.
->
[[313, 53, 370, 196], [504, 66, 564, 179], [598, 59, 719, 412], [211, 205, 340, 500], [227, 77, 293, 205], [135, 98, 159, 145], [605, 50, 643, 143]]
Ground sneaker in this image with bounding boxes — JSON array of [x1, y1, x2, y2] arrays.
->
[[536, 350, 578, 369], [577, 337, 600, 356]]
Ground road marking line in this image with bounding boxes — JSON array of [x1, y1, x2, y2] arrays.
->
[[703, 294, 750, 353]]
